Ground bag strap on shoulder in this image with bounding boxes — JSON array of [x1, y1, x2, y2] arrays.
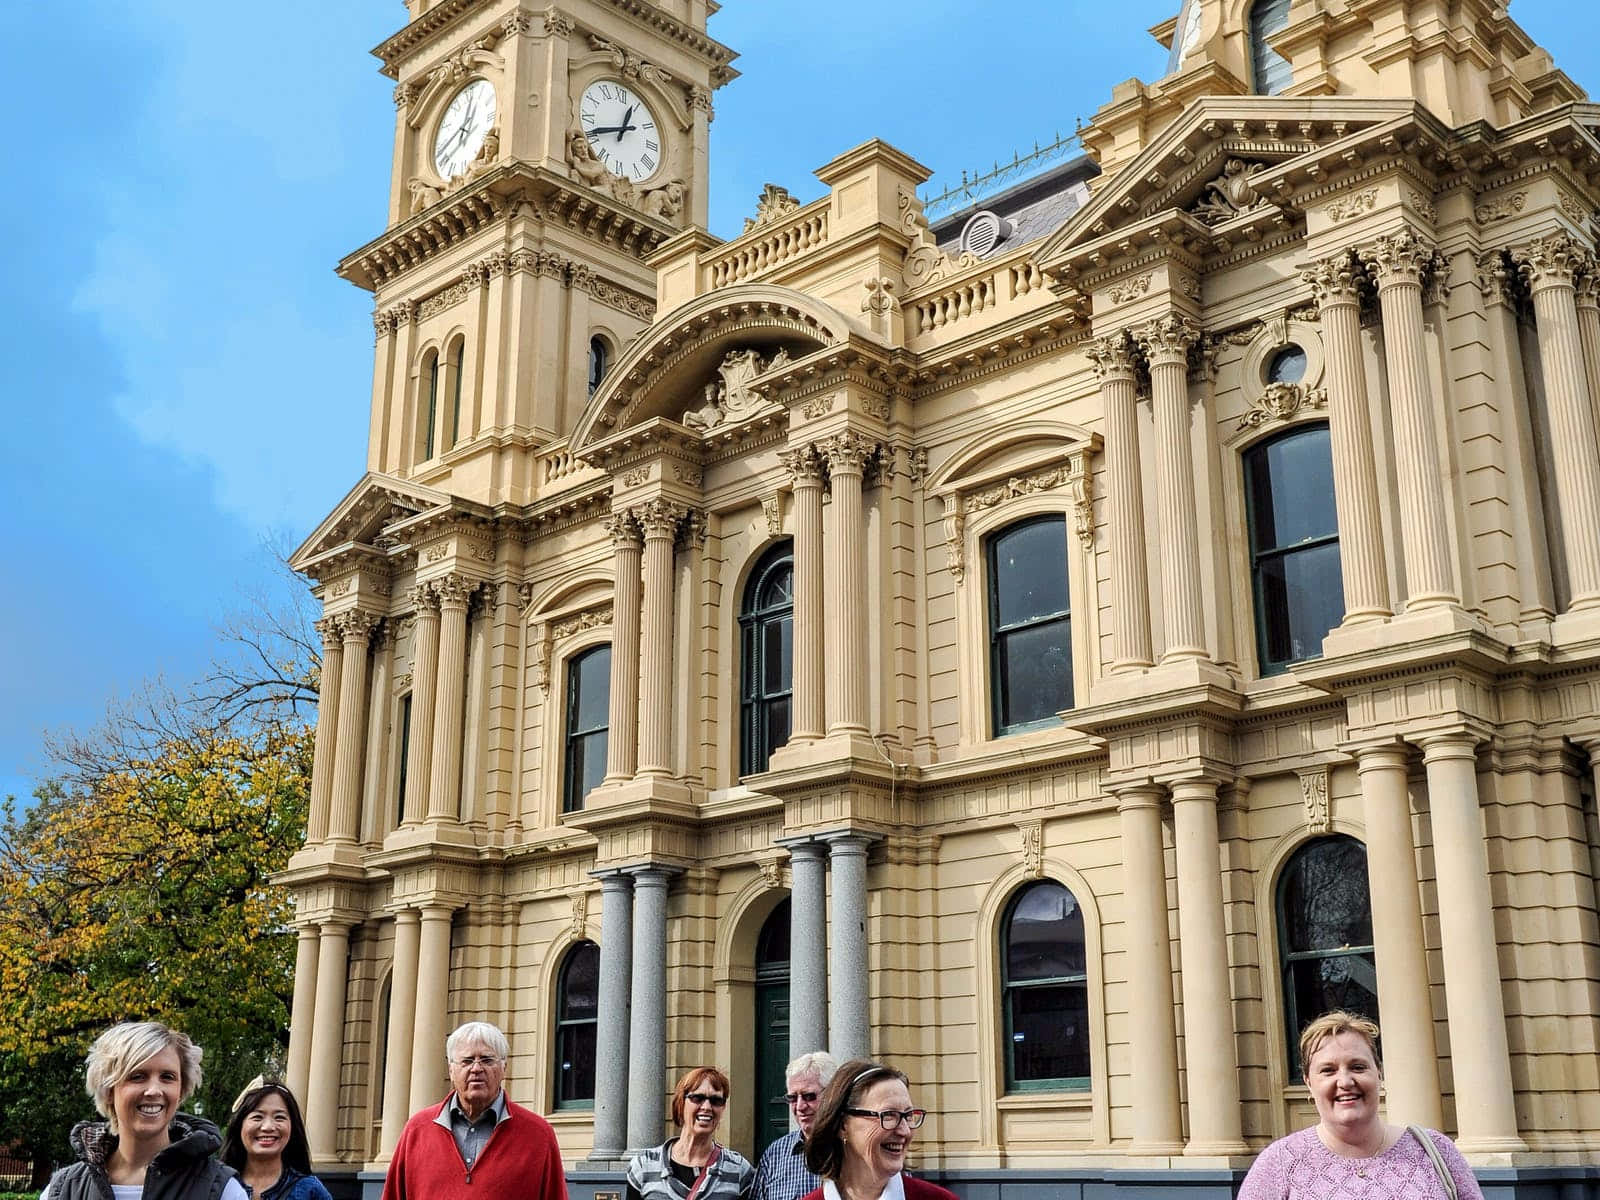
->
[[1407, 1124, 1458, 1200]]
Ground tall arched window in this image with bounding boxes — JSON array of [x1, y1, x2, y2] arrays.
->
[[1001, 879, 1089, 1091], [420, 350, 440, 461], [1249, 0, 1293, 95], [1243, 423, 1343, 674], [395, 693, 413, 828], [588, 336, 609, 397], [554, 940, 599, 1109], [448, 339, 465, 450], [564, 646, 611, 813], [1277, 834, 1378, 1074], [986, 516, 1072, 735], [740, 543, 793, 776]]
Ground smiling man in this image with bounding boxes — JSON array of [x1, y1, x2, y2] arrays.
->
[[382, 1021, 568, 1200], [752, 1052, 837, 1200]]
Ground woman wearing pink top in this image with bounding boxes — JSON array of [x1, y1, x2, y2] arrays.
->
[[1238, 1011, 1482, 1199]]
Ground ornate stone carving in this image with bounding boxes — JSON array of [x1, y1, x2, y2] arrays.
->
[[543, 8, 574, 37], [552, 605, 613, 640], [780, 444, 825, 484], [1236, 382, 1328, 431], [820, 432, 876, 474], [642, 179, 686, 221], [688, 85, 713, 116], [570, 891, 588, 938], [966, 462, 1074, 512], [1421, 250, 1453, 308], [1519, 232, 1586, 290], [418, 281, 472, 320], [682, 347, 789, 431], [580, 273, 656, 321], [1019, 821, 1044, 879], [587, 34, 673, 87], [567, 126, 640, 206], [604, 510, 642, 547], [394, 81, 422, 111], [1299, 766, 1331, 833], [500, 11, 535, 36], [1086, 330, 1138, 379], [408, 583, 438, 613], [1190, 159, 1270, 225], [861, 276, 899, 316], [743, 183, 801, 233], [634, 498, 688, 538], [1558, 190, 1590, 226], [899, 188, 975, 289], [1362, 231, 1434, 289], [432, 574, 477, 608], [1067, 445, 1095, 549], [759, 859, 782, 889], [799, 392, 837, 421], [1105, 273, 1153, 305], [620, 467, 649, 487], [942, 497, 966, 581], [1323, 188, 1377, 223], [1474, 191, 1527, 224], [762, 495, 783, 536], [1403, 187, 1436, 226], [336, 609, 379, 643], [1135, 315, 1200, 366], [680, 509, 708, 550], [314, 616, 340, 646], [1301, 252, 1363, 307], [529, 623, 551, 695]]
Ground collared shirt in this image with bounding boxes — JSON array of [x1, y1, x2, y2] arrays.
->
[[822, 1174, 903, 1200], [433, 1088, 509, 1169], [751, 1131, 819, 1200]]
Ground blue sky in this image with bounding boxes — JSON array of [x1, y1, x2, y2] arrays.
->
[[3, 2, 1596, 802]]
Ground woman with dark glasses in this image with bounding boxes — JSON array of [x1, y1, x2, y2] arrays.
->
[[626, 1066, 755, 1200], [801, 1060, 955, 1200]]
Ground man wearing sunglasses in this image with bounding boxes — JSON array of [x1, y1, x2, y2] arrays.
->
[[752, 1052, 838, 1200]]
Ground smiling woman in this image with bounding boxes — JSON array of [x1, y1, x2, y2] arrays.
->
[[626, 1067, 755, 1200], [800, 1061, 955, 1200], [41, 1022, 249, 1200], [220, 1081, 333, 1200]]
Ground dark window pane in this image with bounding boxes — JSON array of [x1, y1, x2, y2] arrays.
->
[[571, 646, 611, 732], [1258, 542, 1343, 666], [998, 618, 1073, 727], [1009, 982, 1090, 1082], [1267, 345, 1307, 384], [763, 617, 793, 693], [992, 521, 1070, 629], [1248, 427, 1338, 552], [764, 696, 791, 756], [556, 1022, 597, 1103], [1287, 955, 1379, 1034], [759, 563, 793, 609], [740, 543, 794, 776], [1006, 883, 1086, 980], [560, 943, 599, 1018], [1250, 0, 1293, 94], [1281, 838, 1374, 951]]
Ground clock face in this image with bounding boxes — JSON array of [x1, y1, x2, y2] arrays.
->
[[434, 79, 497, 179], [578, 80, 661, 184]]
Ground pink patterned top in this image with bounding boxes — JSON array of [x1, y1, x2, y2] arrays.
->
[[1237, 1127, 1483, 1200]]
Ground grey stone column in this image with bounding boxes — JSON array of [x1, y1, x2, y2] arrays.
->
[[626, 866, 678, 1153], [782, 839, 829, 1056], [825, 833, 873, 1061], [590, 870, 635, 1162]]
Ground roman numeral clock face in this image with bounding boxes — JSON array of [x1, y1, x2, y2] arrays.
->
[[579, 80, 661, 184]]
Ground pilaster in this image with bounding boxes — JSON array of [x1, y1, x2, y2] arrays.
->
[[604, 512, 644, 783]]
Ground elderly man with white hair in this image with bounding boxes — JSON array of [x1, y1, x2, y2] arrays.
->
[[751, 1051, 838, 1200], [382, 1020, 568, 1200]]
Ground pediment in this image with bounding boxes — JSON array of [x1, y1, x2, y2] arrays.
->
[[569, 283, 876, 454], [290, 472, 451, 574]]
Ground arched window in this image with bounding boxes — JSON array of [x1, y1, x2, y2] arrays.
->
[[1276, 834, 1378, 1074], [1243, 423, 1343, 674], [420, 350, 440, 461], [564, 646, 611, 813], [1249, 0, 1293, 95], [740, 543, 793, 776], [1001, 880, 1089, 1091], [986, 516, 1072, 735], [588, 336, 609, 397], [554, 940, 599, 1109], [448, 339, 465, 450], [395, 693, 413, 827]]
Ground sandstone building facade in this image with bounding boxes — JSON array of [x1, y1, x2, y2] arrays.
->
[[285, 0, 1600, 1195]]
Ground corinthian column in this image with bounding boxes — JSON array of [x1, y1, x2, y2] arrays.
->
[[1089, 332, 1153, 670], [636, 500, 685, 777], [1520, 234, 1600, 608], [1137, 316, 1207, 660], [402, 586, 440, 825], [1364, 233, 1457, 608], [329, 611, 377, 843], [783, 445, 826, 741], [1303, 253, 1392, 622], [1575, 264, 1600, 452], [306, 618, 344, 843], [426, 575, 475, 821], [604, 513, 643, 783], [822, 433, 875, 735]]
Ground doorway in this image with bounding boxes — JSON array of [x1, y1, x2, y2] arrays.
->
[[753, 898, 792, 1155]]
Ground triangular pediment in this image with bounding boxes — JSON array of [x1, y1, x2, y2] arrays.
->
[[290, 472, 451, 573]]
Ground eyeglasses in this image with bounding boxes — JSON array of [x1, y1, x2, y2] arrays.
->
[[453, 1055, 502, 1069], [780, 1090, 820, 1106], [845, 1107, 926, 1130], [685, 1092, 727, 1108]]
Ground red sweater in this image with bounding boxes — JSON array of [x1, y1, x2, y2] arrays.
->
[[801, 1178, 957, 1200], [381, 1095, 568, 1200]]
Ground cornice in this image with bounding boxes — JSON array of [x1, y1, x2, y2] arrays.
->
[[594, 0, 739, 84], [907, 313, 1089, 400], [373, 0, 484, 79]]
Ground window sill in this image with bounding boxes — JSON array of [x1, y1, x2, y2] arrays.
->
[[547, 1107, 596, 1125], [996, 1089, 1091, 1111]]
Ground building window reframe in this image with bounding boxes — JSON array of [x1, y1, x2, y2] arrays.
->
[[738, 540, 794, 777], [1248, 0, 1294, 95], [999, 877, 1091, 1093], [985, 515, 1075, 737], [552, 938, 600, 1111], [562, 643, 611, 814], [588, 334, 611, 397]]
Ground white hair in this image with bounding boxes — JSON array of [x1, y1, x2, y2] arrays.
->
[[785, 1050, 838, 1086], [446, 1021, 509, 1062]]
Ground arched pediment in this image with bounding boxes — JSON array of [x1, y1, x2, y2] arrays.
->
[[569, 283, 871, 454], [928, 419, 1098, 495]]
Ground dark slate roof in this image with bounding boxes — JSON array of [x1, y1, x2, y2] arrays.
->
[[931, 153, 1101, 258]]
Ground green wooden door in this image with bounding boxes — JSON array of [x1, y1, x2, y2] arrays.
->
[[754, 899, 792, 1155]]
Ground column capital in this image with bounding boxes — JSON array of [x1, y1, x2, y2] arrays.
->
[[1349, 739, 1411, 771], [1301, 251, 1364, 307], [775, 834, 829, 861], [1517, 231, 1589, 292], [1168, 776, 1223, 803], [621, 861, 684, 884], [605, 509, 643, 549], [1475, 249, 1518, 308], [430, 573, 478, 610], [1575, 258, 1600, 308], [1087, 329, 1139, 380], [631, 498, 688, 540], [336, 608, 380, 645], [314, 616, 343, 647], [1362, 230, 1436, 289], [383, 903, 421, 922], [1111, 782, 1165, 811], [1417, 729, 1482, 761], [819, 431, 877, 475], [1134, 314, 1200, 367], [780, 443, 827, 485], [589, 866, 639, 889]]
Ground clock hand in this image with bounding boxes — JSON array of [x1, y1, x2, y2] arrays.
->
[[616, 104, 636, 142]]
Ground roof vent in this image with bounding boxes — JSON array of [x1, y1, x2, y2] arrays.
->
[[959, 210, 1015, 258]]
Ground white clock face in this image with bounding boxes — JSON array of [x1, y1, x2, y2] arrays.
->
[[434, 79, 497, 179], [579, 80, 661, 184]]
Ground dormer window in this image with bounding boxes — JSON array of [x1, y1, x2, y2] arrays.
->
[[1249, 0, 1293, 95]]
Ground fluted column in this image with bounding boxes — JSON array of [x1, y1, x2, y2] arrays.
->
[[286, 924, 320, 1105], [590, 870, 634, 1161], [1354, 743, 1442, 1127], [604, 513, 643, 782], [1137, 317, 1207, 660], [426, 575, 474, 821], [329, 612, 376, 843], [1303, 253, 1393, 621], [306, 619, 344, 843], [379, 908, 422, 1158], [626, 866, 677, 1152], [409, 903, 455, 1113], [822, 434, 874, 734], [636, 501, 684, 777], [783, 446, 826, 741], [1170, 779, 1245, 1153], [1364, 233, 1457, 608], [402, 586, 440, 825], [1116, 785, 1183, 1151], [1520, 234, 1600, 607], [1419, 734, 1525, 1152], [785, 839, 829, 1056], [305, 919, 353, 1162], [1575, 265, 1600, 453], [825, 833, 872, 1062], [1088, 332, 1154, 671]]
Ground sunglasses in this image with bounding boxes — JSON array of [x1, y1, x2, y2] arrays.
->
[[685, 1092, 727, 1108], [779, 1090, 820, 1106]]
